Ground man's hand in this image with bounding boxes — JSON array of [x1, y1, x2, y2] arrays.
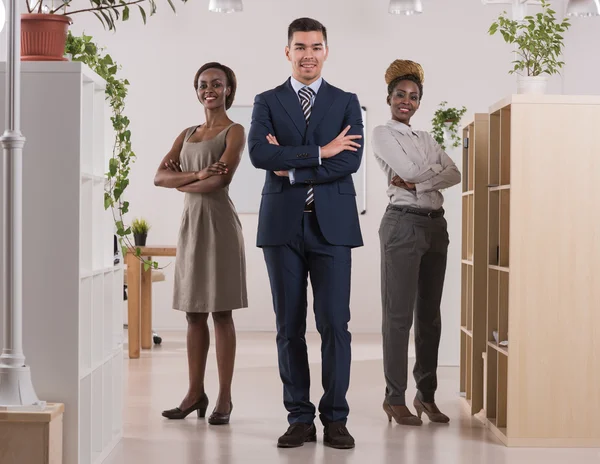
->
[[391, 175, 416, 191], [266, 134, 280, 146], [266, 134, 288, 177], [321, 125, 362, 159]]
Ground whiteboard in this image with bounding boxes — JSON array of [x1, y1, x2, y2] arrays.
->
[[228, 105, 367, 215]]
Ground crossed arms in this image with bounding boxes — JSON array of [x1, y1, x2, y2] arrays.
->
[[372, 125, 460, 194], [154, 124, 246, 193], [248, 93, 364, 184]]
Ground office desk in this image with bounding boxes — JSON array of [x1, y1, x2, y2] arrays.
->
[[125, 246, 176, 358]]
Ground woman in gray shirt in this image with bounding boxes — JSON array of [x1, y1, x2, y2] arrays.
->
[[372, 59, 461, 426]]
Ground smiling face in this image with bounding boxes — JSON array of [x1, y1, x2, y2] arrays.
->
[[388, 79, 421, 125], [285, 30, 328, 85], [196, 68, 230, 110]]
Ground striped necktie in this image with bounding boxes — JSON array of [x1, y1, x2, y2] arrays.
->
[[299, 86, 316, 207]]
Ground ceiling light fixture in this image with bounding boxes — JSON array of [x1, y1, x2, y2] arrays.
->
[[208, 0, 243, 13], [389, 0, 423, 15], [566, 0, 600, 17]]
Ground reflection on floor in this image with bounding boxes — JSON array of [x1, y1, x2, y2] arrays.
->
[[104, 332, 600, 464]]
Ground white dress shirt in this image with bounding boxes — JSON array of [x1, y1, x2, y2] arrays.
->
[[372, 119, 461, 210]]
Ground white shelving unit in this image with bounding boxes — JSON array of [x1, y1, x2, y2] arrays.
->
[[0, 62, 124, 464]]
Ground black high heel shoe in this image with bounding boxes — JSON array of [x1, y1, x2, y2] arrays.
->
[[208, 402, 233, 425], [162, 393, 209, 419]]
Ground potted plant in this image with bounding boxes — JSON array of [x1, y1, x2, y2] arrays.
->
[[488, 0, 571, 95], [431, 101, 467, 151], [22, 0, 187, 61], [131, 218, 150, 247]]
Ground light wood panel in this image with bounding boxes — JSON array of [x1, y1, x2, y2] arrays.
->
[[483, 95, 600, 446]]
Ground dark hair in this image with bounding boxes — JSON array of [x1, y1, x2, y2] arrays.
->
[[193, 62, 237, 110], [387, 74, 424, 101], [288, 17, 328, 45]]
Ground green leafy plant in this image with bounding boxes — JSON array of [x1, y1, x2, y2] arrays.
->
[[131, 218, 151, 235], [488, 0, 571, 76], [65, 32, 158, 271], [431, 101, 467, 151], [26, 0, 187, 31]]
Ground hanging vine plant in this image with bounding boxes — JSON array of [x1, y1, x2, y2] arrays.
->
[[65, 32, 158, 271], [431, 101, 467, 151]]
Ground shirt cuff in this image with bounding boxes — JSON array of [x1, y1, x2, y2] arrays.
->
[[416, 179, 433, 196], [318, 147, 322, 165], [289, 169, 296, 184]]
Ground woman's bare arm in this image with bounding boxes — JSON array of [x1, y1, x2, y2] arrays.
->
[[154, 129, 200, 188]]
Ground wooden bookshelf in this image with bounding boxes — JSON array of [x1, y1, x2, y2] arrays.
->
[[459, 114, 489, 415], [482, 94, 600, 447]]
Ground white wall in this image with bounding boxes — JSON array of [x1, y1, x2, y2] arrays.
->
[[2, 0, 599, 366]]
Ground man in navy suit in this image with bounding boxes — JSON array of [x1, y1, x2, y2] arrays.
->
[[249, 17, 364, 450]]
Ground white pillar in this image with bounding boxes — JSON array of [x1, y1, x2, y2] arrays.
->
[[0, 0, 44, 410]]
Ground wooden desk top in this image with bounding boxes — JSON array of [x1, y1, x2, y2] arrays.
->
[[126, 246, 176, 257]]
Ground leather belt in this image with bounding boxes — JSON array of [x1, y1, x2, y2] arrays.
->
[[386, 204, 444, 218]]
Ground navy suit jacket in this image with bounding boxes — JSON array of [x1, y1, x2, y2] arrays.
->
[[248, 78, 364, 248]]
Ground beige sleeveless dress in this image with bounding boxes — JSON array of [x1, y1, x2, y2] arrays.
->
[[172, 124, 248, 313]]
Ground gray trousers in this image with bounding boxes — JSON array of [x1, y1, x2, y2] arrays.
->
[[379, 206, 449, 405]]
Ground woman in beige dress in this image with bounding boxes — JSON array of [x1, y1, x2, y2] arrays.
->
[[154, 62, 247, 425]]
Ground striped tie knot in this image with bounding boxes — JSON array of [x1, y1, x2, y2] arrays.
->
[[299, 86, 315, 123]]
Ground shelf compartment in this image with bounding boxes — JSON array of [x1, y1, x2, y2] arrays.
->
[[93, 85, 106, 178], [113, 267, 124, 349], [461, 264, 468, 328], [489, 110, 500, 186], [112, 353, 123, 437], [462, 126, 470, 192], [460, 331, 473, 400], [92, 182, 105, 270], [102, 361, 113, 448], [489, 190, 500, 266], [498, 271, 509, 347], [488, 268, 499, 346], [79, 373, 92, 464], [499, 190, 510, 268], [92, 274, 104, 368], [467, 125, 475, 191], [91, 368, 103, 462], [460, 332, 467, 393], [497, 352, 508, 429], [103, 270, 114, 359], [79, 277, 92, 374], [486, 346, 498, 422], [466, 266, 473, 331], [467, 195, 474, 261], [500, 106, 511, 186], [81, 81, 94, 175], [462, 195, 468, 260], [80, 178, 93, 273]]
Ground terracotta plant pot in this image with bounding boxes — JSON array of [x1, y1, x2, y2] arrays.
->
[[21, 14, 72, 62]]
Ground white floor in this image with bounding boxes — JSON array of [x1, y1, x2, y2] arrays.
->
[[104, 332, 600, 464]]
